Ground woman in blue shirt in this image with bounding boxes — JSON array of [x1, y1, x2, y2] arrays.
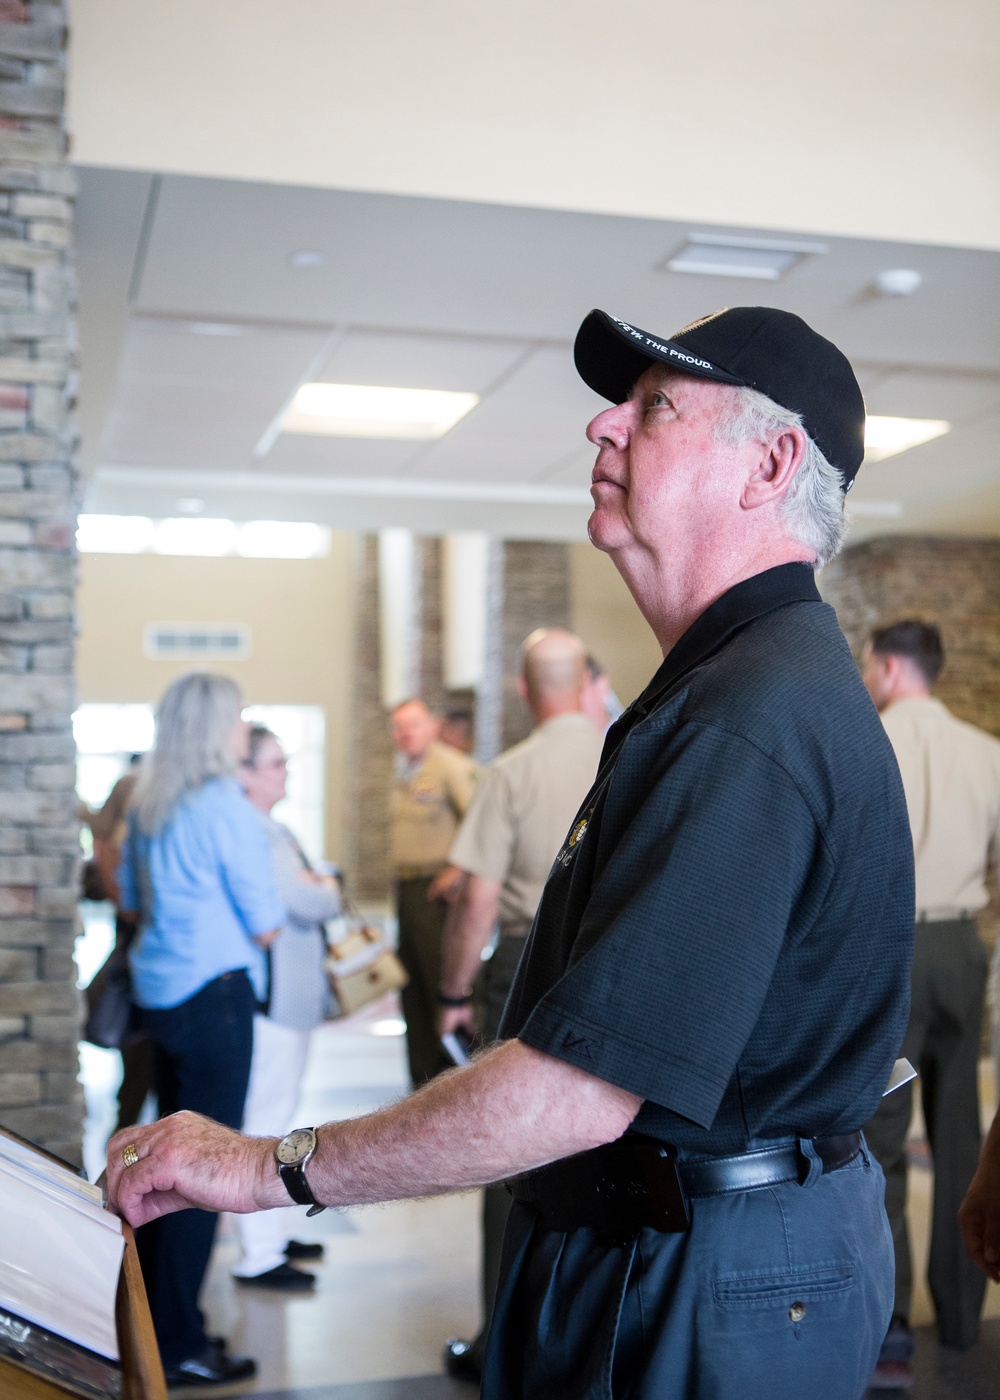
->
[[119, 672, 283, 1387]]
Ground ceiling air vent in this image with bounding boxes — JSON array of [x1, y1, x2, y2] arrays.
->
[[663, 233, 827, 281], [143, 624, 252, 660]]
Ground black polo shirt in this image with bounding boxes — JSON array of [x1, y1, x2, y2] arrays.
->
[[501, 563, 914, 1155]]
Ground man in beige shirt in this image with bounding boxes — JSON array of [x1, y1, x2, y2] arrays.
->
[[863, 619, 1000, 1379], [437, 628, 605, 1381], [390, 698, 479, 1086]]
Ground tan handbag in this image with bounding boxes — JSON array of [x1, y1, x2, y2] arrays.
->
[[326, 923, 409, 1017]]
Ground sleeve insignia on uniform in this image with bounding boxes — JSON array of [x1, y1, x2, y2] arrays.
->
[[568, 818, 588, 847]]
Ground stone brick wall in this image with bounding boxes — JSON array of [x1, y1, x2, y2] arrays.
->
[[500, 541, 571, 751], [0, 2, 82, 1163], [820, 536, 1000, 738]]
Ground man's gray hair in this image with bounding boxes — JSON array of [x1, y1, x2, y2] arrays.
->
[[715, 385, 846, 568], [134, 672, 243, 835]]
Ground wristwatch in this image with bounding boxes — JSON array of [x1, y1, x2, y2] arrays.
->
[[275, 1127, 326, 1216]]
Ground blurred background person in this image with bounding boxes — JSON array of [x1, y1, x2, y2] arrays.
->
[[118, 673, 283, 1387], [232, 724, 342, 1292], [863, 620, 1000, 1386], [437, 627, 604, 1382], [440, 708, 475, 756], [389, 698, 479, 1086], [89, 751, 154, 1131]]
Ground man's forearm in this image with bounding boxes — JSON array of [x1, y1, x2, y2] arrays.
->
[[439, 873, 501, 997], [277, 1040, 638, 1208], [108, 1040, 642, 1226]]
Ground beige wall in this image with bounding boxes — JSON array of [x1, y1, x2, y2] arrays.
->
[[69, 1, 1000, 249], [76, 538, 358, 863], [569, 543, 662, 709]]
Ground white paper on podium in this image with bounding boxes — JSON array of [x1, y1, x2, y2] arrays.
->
[[0, 1158, 124, 1360]]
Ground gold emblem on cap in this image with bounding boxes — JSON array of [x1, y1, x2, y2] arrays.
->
[[673, 308, 729, 337]]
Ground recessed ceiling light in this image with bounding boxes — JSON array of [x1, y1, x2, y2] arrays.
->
[[282, 382, 480, 439], [664, 232, 827, 281], [288, 249, 326, 269], [237, 521, 330, 559], [185, 322, 249, 336], [864, 415, 950, 463], [873, 268, 923, 297]]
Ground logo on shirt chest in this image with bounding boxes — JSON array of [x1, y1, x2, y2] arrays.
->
[[556, 816, 589, 867]]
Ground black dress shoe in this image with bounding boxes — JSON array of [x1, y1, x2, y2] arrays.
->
[[443, 1337, 482, 1384], [163, 1340, 256, 1387], [234, 1262, 316, 1291], [285, 1239, 324, 1260]]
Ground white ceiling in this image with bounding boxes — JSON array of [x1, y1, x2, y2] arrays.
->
[[76, 168, 1000, 543]]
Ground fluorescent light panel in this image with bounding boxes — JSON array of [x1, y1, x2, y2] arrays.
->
[[666, 232, 827, 281], [282, 382, 479, 439], [864, 416, 951, 463], [77, 516, 331, 560]]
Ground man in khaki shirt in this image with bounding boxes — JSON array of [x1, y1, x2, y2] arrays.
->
[[437, 629, 605, 1380], [390, 698, 479, 1086], [863, 620, 1000, 1378]]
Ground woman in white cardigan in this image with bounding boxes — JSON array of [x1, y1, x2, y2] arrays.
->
[[232, 725, 342, 1289]]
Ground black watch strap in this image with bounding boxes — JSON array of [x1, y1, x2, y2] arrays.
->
[[278, 1160, 318, 1208]]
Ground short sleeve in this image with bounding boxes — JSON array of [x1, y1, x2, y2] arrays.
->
[[517, 723, 824, 1129], [213, 790, 286, 937], [449, 767, 515, 881], [447, 757, 479, 820]]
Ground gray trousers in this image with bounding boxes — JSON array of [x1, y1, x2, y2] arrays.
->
[[468, 931, 528, 1366], [865, 917, 988, 1348]]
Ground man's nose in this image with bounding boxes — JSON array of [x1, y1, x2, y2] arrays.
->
[[586, 401, 630, 448]]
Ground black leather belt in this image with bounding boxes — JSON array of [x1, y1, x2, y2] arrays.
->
[[508, 1131, 863, 1240]]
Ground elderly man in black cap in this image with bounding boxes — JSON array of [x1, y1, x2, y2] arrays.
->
[[107, 306, 913, 1400]]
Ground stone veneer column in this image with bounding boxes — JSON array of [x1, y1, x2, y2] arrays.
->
[[0, 2, 82, 1163], [499, 541, 571, 750], [344, 536, 572, 903]]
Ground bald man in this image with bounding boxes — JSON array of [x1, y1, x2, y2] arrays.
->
[[437, 628, 605, 1380]]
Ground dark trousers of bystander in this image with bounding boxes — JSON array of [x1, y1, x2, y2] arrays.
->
[[865, 917, 988, 1349], [396, 876, 452, 1087], [135, 970, 255, 1367]]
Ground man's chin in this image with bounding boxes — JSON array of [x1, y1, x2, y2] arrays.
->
[[587, 508, 628, 554]]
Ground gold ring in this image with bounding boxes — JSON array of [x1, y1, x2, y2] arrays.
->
[[121, 1142, 140, 1169]]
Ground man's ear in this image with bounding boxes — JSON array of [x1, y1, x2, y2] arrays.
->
[[516, 674, 528, 704], [741, 427, 808, 511]]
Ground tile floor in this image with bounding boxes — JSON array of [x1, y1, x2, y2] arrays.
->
[[80, 995, 1000, 1399]]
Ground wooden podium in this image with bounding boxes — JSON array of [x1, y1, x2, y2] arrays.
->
[[0, 1222, 167, 1400]]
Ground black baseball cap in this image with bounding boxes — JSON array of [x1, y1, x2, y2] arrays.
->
[[574, 307, 866, 491]]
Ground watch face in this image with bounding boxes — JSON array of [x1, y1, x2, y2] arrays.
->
[[276, 1127, 316, 1166]]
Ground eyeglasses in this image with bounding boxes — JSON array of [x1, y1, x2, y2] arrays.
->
[[240, 756, 288, 771]]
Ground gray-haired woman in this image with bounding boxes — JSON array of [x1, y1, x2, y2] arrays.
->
[[118, 673, 283, 1387]]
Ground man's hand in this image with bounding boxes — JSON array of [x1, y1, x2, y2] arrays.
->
[[106, 1111, 284, 1227], [437, 1002, 477, 1039], [427, 865, 464, 904], [253, 926, 280, 949], [960, 1108, 1000, 1281]]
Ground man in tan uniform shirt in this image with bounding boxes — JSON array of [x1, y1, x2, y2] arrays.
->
[[390, 698, 479, 1086], [863, 620, 1000, 1380], [437, 629, 605, 1381]]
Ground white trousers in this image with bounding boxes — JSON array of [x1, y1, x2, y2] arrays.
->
[[232, 1014, 313, 1278]]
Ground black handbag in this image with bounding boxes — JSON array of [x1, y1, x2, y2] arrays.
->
[[82, 943, 137, 1049]]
